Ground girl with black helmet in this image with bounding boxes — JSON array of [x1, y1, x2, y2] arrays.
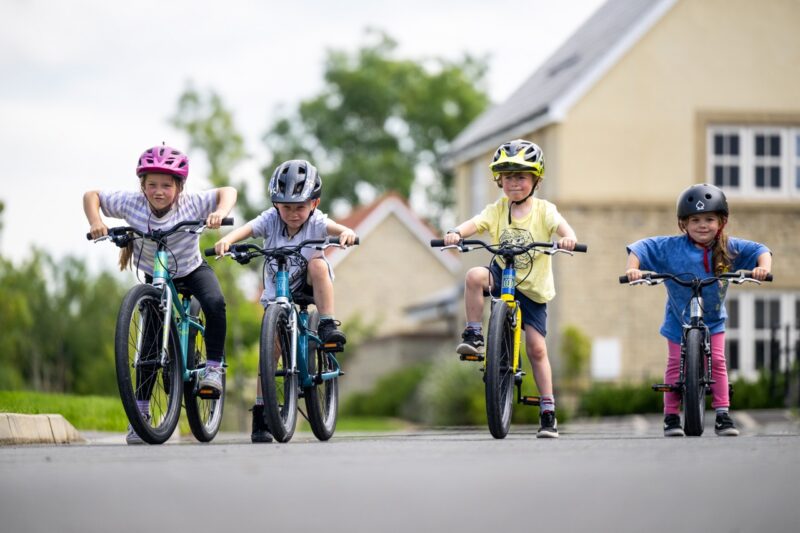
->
[[213, 159, 356, 443], [625, 183, 772, 437], [441, 139, 579, 438]]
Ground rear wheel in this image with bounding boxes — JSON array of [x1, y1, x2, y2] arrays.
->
[[683, 328, 706, 436], [260, 304, 298, 442], [304, 311, 339, 441], [183, 298, 225, 442], [485, 300, 515, 439], [115, 284, 182, 444]]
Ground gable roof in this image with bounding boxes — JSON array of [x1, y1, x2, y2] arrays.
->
[[447, 0, 676, 166], [325, 192, 460, 273]]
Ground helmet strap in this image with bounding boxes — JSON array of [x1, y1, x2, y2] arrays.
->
[[506, 181, 537, 225]]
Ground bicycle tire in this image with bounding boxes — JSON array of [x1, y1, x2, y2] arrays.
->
[[485, 299, 515, 439], [183, 298, 225, 442], [115, 284, 182, 444], [259, 304, 298, 442], [304, 311, 338, 441], [683, 328, 706, 436]]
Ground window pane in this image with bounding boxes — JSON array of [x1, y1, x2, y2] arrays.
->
[[755, 340, 765, 369], [714, 165, 724, 186], [756, 166, 765, 188], [730, 135, 739, 156], [796, 166, 800, 190], [770, 166, 781, 188], [770, 300, 781, 325], [714, 134, 724, 155], [756, 135, 765, 156], [730, 166, 740, 187], [728, 298, 739, 328], [755, 299, 765, 328], [796, 134, 800, 156], [727, 339, 739, 370], [770, 135, 781, 156]]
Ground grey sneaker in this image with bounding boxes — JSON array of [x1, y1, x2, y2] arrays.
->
[[198, 365, 224, 395], [664, 414, 685, 437], [456, 328, 485, 355], [536, 411, 559, 438], [714, 412, 740, 436], [125, 414, 150, 445]]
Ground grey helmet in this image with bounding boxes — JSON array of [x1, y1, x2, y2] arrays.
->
[[269, 160, 322, 204], [676, 183, 729, 218]]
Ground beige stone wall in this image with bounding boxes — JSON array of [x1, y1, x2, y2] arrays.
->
[[333, 213, 455, 337]]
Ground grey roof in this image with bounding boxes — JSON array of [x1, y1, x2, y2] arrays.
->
[[448, 0, 675, 166]]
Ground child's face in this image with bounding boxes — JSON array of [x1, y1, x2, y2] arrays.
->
[[275, 199, 320, 232], [682, 213, 722, 245], [500, 172, 536, 202], [142, 173, 179, 212]]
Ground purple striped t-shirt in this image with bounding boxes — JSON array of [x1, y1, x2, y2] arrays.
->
[[99, 189, 217, 278]]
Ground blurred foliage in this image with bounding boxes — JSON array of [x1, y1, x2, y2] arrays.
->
[[0, 390, 127, 431], [561, 324, 591, 391]]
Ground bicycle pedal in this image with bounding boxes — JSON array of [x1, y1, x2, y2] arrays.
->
[[519, 395, 540, 406], [652, 383, 679, 392], [322, 342, 344, 352], [197, 387, 221, 399], [459, 353, 484, 362]]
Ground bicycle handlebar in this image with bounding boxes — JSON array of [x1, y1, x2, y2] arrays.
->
[[86, 218, 234, 241], [430, 238, 587, 254], [618, 271, 773, 285], [204, 236, 360, 259]]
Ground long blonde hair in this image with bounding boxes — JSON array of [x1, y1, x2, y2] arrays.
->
[[118, 175, 184, 271], [678, 213, 732, 275]]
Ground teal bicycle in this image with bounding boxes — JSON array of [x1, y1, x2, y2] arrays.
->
[[89, 218, 232, 444]]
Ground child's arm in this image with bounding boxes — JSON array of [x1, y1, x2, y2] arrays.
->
[[213, 223, 254, 255], [206, 187, 238, 229], [326, 219, 357, 246], [625, 252, 643, 282], [443, 221, 478, 246], [751, 251, 772, 281], [555, 220, 577, 251], [83, 190, 108, 239]]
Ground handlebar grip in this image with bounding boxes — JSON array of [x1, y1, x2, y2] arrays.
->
[[430, 239, 446, 247], [765, 273, 773, 282], [353, 237, 360, 245], [86, 233, 93, 240], [204, 248, 217, 257], [221, 217, 234, 226], [573, 243, 588, 253], [619, 275, 630, 284]]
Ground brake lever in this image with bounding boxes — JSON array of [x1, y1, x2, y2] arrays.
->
[[732, 277, 761, 285], [544, 248, 574, 257]]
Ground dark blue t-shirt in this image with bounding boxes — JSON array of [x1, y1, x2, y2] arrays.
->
[[627, 235, 769, 343]]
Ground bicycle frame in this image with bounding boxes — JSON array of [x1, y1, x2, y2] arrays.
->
[[497, 261, 523, 377]]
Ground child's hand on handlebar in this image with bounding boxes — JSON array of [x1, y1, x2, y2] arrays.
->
[[626, 268, 643, 282], [443, 232, 462, 246], [205, 211, 225, 229], [338, 228, 357, 246], [751, 266, 770, 281], [89, 222, 108, 240], [213, 239, 231, 256], [557, 237, 576, 251]]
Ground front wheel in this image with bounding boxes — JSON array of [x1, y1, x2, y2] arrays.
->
[[485, 300, 515, 439], [260, 304, 298, 442], [304, 311, 339, 441], [183, 298, 225, 442], [115, 284, 182, 444], [683, 328, 706, 436]]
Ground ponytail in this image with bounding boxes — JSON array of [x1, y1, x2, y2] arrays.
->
[[712, 217, 733, 275], [118, 242, 133, 271]]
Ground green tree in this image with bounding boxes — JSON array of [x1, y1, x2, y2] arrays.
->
[[262, 30, 489, 220]]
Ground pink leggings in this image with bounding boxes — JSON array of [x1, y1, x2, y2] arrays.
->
[[664, 332, 729, 415]]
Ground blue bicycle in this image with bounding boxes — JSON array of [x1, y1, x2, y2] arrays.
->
[[208, 237, 357, 442], [90, 218, 232, 444]]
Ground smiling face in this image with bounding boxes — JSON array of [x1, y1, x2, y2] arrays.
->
[[142, 173, 180, 214], [681, 213, 723, 246], [274, 199, 320, 233], [500, 171, 537, 203]]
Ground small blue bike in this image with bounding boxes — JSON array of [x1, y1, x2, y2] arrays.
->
[[208, 237, 357, 442]]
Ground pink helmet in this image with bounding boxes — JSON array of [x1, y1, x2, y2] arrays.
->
[[136, 145, 189, 181]]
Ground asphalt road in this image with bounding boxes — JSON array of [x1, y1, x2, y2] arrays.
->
[[1, 411, 798, 533]]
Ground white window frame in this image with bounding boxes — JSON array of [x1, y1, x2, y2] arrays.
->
[[727, 291, 800, 381], [707, 125, 800, 199]]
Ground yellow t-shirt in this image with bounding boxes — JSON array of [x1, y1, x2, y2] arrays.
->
[[470, 197, 563, 303]]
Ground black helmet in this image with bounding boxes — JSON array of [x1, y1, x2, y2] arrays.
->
[[676, 183, 729, 218], [268, 160, 322, 204]]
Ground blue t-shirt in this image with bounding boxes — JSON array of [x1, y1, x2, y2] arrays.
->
[[627, 235, 769, 343]]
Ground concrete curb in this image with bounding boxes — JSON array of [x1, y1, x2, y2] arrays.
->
[[0, 413, 86, 445]]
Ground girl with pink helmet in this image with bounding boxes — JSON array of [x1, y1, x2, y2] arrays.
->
[[83, 144, 237, 444]]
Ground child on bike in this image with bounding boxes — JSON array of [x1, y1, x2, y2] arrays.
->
[[213, 159, 356, 443], [83, 144, 237, 444], [625, 183, 771, 437], [442, 139, 578, 438]]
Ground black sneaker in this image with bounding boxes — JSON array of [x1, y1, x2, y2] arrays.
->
[[456, 328, 485, 355], [664, 414, 685, 437], [251, 404, 273, 443], [537, 410, 559, 438], [714, 412, 740, 436], [318, 318, 346, 345]]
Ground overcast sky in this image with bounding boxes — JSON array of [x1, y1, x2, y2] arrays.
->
[[0, 0, 604, 272]]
